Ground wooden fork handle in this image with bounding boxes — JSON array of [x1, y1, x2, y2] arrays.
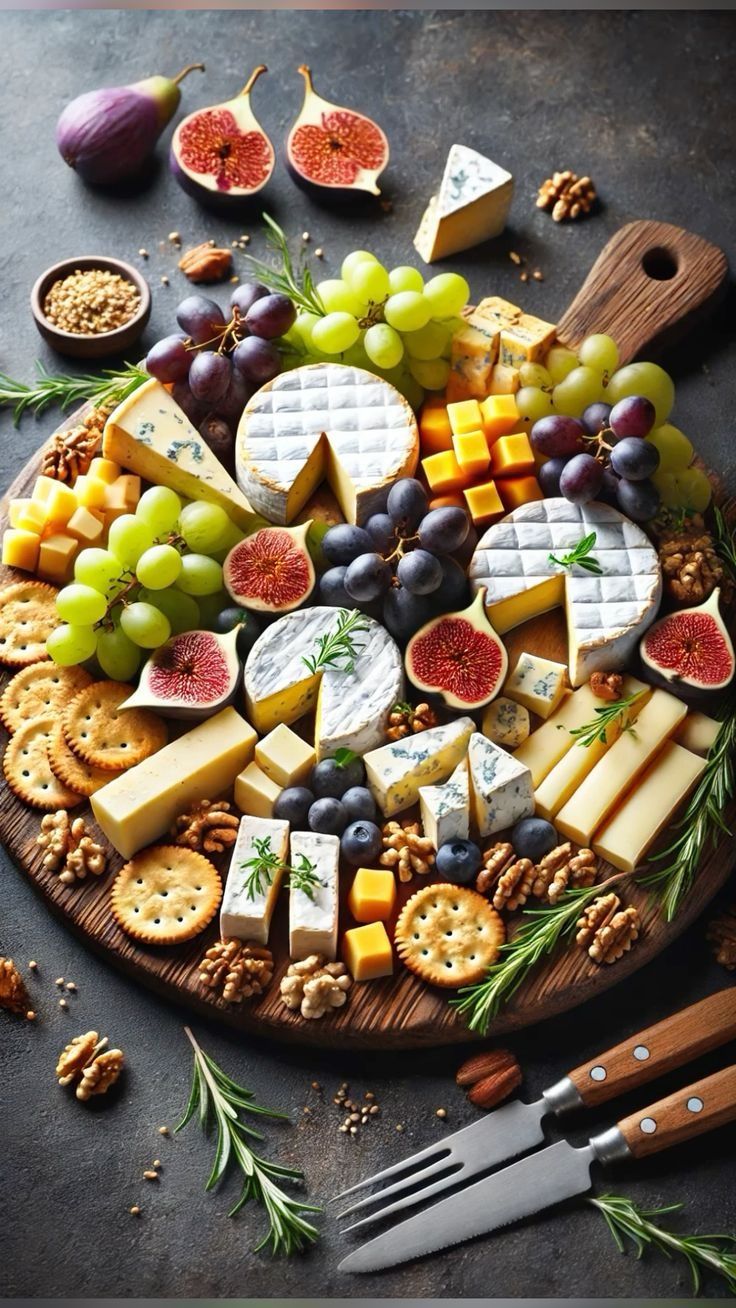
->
[[616, 1063, 736, 1159]]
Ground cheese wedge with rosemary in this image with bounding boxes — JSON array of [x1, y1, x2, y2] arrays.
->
[[289, 831, 340, 961], [220, 816, 290, 945]]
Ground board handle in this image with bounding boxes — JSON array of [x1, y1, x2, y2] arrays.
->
[[615, 1063, 736, 1159], [568, 987, 736, 1108], [556, 220, 728, 365]]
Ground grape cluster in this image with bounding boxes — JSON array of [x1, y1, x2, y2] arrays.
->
[[516, 332, 676, 429], [319, 478, 473, 642]]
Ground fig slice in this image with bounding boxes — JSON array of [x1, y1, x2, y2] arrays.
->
[[640, 588, 735, 693], [122, 628, 240, 720], [170, 65, 274, 206], [286, 65, 389, 200], [223, 521, 316, 613], [405, 588, 508, 709]]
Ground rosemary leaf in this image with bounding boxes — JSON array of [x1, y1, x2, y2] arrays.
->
[[590, 1192, 736, 1294], [713, 505, 736, 582], [568, 688, 647, 749], [286, 853, 322, 902], [241, 835, 282, 901], [549, 531, 603, 575], [302, 607, 370, 675], [0, 362, 148, 426], [243, 214, 325, 317]]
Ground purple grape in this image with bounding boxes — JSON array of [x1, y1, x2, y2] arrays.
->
[[538, 456, 569, 497], [530, 415, 586, 457], [396, 549, 443, 596], [609, 395, 656, 440], [599, 466, 621, 505], [217, 368, 251, 425], [322, 524, 374, 566], [232, 335, 282, 385], [365, 513, 396, 553], [431, 555, 469, 612], [581, 402, 612, 437], [198, 415, 234, 468], [610, 436, 660, 481], [616, 477, 660, 521], [417, 506, 470, 554], [387, 478, 429, 534], [230, 281, 269, 317], [176, 295, 226, 345], [188, 351, 232, 405], [344, 552, 392, 602], [170, 380, 207, 425], [382, 587, 432, 642], [559, 452, 604, 504], [319, 566, 352, 607], [245, 293, 296, 340], [145, 335, 191, 384], [452, 519, 479, 570]]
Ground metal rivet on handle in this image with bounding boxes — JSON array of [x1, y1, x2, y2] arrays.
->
[[687, 1096, 704, 1113], [590, 1065, 607, 1081], [633, 1045, 650, 1061], [640, 1117, 657, 1134]]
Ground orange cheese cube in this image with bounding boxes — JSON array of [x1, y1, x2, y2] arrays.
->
[[480, 394, 520, 443], [453, 429, 490, 479], [37, 533, 78, 583], [347, 868, 397, 924], [428, 493, 466, 511], [2, 528, 40, 572], [490, 432, 535, 478], [11, 499, 47, 534], [88, 457, 121, 485], [447, 399, 483, 436], [463, 479, 504, 525], [44, 482, 78, 524], [104, 474, 141, 511], [497, 476, 544, 511], [422, 450, 465, 493], [342, 921, 394, 981], [74, 475, 108, 510], [31, 476, 58, 506], [487, 363, 520, 395], [66, 506, 105, 546], [419, 404, 453, 456]]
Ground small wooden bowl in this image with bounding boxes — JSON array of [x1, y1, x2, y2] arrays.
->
[[30, 255, 151, 359]]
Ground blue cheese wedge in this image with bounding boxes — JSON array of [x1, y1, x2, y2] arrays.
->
[[419, 758, 469, 850], [468, 732, 534, 837], [481, 696, 530, 748], [365, 717, 474, 818], [414, 144, 514, 263], [288, 831, 340, 961], [220, 816, 289, 946], [504, 653, 568, 720]]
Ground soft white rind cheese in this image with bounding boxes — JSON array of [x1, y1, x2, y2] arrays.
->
[[419, 758, 470, 850], [220, 816, 289, 945], [288, 831, 340, 961], [468, 732, 534, 837], [365, 717, 474, 817]]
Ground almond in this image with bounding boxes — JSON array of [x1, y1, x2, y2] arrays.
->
[[467, 1062, 522, 1110], [455, 1046, 518, 1088]]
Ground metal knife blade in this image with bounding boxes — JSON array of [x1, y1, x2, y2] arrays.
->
[[339, 1139, 595, 1274]]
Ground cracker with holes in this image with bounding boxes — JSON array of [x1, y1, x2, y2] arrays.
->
[[3, 715, 83, 809], [394, 882, 505, 988], [110, 846, 222, 945], [62, 680, 167, 771], [0, 581, 58, 667], [0, 664, 93, 734], [48, 719, 124, 797]]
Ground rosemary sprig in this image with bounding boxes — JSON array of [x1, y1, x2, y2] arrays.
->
[[451, 875, 626, 1034], [567, 688, 647, 749], [286, 853, 322, 901], [713, 505, 736, 581], [638, 696, 736, 920], [176, 1028, 320, 1256], [548, 531, 603, 575], [0, 361, 148, 426], [241, 835, 282, 900], [244, 214, 325, 317], [590, 1193, 736, 1294], [302, 607, 370, 675]]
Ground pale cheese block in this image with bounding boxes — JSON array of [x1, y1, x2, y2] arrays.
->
[[674, 711, 720, 756], [365, 717, 474, 817], [555, 689, 688, 846], [504, 652, 568, 719], [414, 144, 514, 263], [220, 816, 290, 945], [103, 380, 259, 531], [481, 696, 530, 749], [91, 708, 257, 859], [419, 758, 470, 850], [593, 742, 706, 873], [288, 831, 340, 961], [468, 732, 534, 837], [237, 364, 419, 525], [514, 683, 603, 787]]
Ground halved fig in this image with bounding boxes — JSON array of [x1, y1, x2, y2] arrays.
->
[[286, 65, 388, 201], [640, 588, 735, 693], [170, 65, 274, 207], [122, 628, 240, 719], [405, 588, 508, 709], [223, 521, 315, 613]]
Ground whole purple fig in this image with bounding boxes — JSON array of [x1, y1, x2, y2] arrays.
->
[[56, 63, 204, 185]]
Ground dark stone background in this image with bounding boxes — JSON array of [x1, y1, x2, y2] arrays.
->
[[1, 8, 735, 1299]]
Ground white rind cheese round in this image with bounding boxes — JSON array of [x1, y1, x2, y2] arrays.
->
[[236, 363, 419, 526], [469, 498, 662, 685]]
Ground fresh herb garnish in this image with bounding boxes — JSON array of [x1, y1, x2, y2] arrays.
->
[[333, 747, 358, 770], [590, 1192, 736, 1294], [569, 689, 647, 749], [244, 214, 325, 317], [713, 505, 736, 582], [302, 607, 370, 675], [241, 836, 321, 903], [286, 853, 322, 902], [548, 531, 603, 575], [0, 362, 148, 426], [176, 1028, 320, 1256]]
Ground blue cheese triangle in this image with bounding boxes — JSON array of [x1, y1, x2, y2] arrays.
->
[[414, 144, 514, 263], [468, 732, 534, 838], [419, 757, 469, 851]]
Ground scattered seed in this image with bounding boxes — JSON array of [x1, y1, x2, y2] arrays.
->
[[303, 1106, 311, 1115], [27, 1010, 36, 1021], [533, 270, 544, 281], [143, 1170, 158, 1181], [302, 231, 310, 242], [158, 1126, 169, 1136], [311, 1080, 321, 1091], [138, 248, 149, 259], [339, 1124, 349, 1133], [520, 270, 529, 283], [350, 1126, 358, 1136], [55, 977, 64, 986], [29, 960, 38, 971], [230, 275, 239, 284], [509, 251, 522, 265], [129, 1205, 141, 1216], [168, 231, 181, 245], [396, 1124, 404, 1132], [59, 998, 69, 1010], [240, 234, 250, 244], [161, 275, 169, 287], [153, 1159, 162, 1169], [436, 1108, 447, 1119], [66, 982, 77, 993], [365, 1090, 375, 1100], [369, 1104, 380, 1115], [314, 247, 324, 259]]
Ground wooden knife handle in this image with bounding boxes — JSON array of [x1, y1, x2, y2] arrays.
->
[[568, 987, 736, 1108], [617, 1063, 736, 1159]]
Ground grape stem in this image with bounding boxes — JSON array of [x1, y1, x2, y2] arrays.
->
[[95, 573, 138, 632], [582, 427, 615, 456]]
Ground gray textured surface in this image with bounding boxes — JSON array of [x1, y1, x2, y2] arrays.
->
[[1, 8, 735, 1299]]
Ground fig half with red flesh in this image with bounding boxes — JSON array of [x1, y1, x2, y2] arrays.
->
[[286, 65, 389, 201], [640, 588, 735, 692], [170, 66, 274, 207], [223, 521, 316, 613], [405, 589, 508, 709], [121, 628, 240, 720]]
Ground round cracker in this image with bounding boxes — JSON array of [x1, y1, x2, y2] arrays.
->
[[110, 846, 222, 945], [0, 663, 93, 734], [3, 715, 83, 809], [394, 882, 505, 989], [0, 581, 58, 667], [48, 719, 124, 797], [63, 680, 167, 771]]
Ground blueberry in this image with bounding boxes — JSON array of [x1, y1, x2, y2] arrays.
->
[[273, 786, 314, 829], [435, 838, 482, 884], [511, 817, 557, 862], [311, 754, 365, 798], [308, 797, 348, 836], [341, 786, 377, 823], [341, 819, 383, 866], [213, 606, 261, 659]]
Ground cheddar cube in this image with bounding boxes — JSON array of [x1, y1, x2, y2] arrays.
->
[[2, 528, 40, 572], [453, 429, 490, 479], [480, 394, 520, 443], [234, 761, 281, 819], [490, 433, 535, 478], [11, 499, 47, 534], [9, 499, 30, 527], [88, 457, 121, 485], [422, 450, 465, 493], [45, 482, 78, 525], [31, 476, 58, 506], [74, 475, 108, 510], [347, 868, 397, 924], [463, 479, 504, 525], [497, 475, 544, 511], [66, 506, 105, 546], [104, 474, 141, 511], [37, 532, 77, 583], [342, 921, 394, 981], [255, 722, 316, 789], [428, 493, 466, 511], [447, 399, 483, 436], [487, 363, 520, 395], [419, 403, 453, 455]]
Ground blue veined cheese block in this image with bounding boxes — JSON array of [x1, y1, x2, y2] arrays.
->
[[468, 732, 534, 837], [364, 717, 474, 818], [419, 758, 470, 850]]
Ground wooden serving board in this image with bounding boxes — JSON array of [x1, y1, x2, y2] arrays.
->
[[0, 221, 733, 1049]]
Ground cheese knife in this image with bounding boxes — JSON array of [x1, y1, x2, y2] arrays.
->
[[333, 988, 736, 1230], [339, 1061, 736, 1273]]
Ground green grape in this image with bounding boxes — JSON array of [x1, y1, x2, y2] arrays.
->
[[212, 519, 245, 556], [346, 259, 389, 303], [387, 369, 425, 411], [407, 357, 450, 391], [294, 311, 320, 347], [651, 471, 680, 508], [545, 345, 579, 385], [311, 312, 361, 354], [108, 515, 155, 569], [136, 544, 183, 590], [120, 601, 171, 649], [674, 467, 712, 512], [403, 321, 452, 361], [139, 586, 200, 635], [578, 333, 619, 376], [607, 361, 675, 427], [179, 501, 230, 553], [646, 423, 694, 473], [74, 548, 124, 594], [388, 266, 424, 294], [56, 583, 108, 626], [518, 362, 553, 389], [384, 292, 431, 333], [340, 250, 377, 282], [46, 623, 98, 667], [552, 366, 603, 418], [339, 338, 370, 371], [316, 279, 363, 316], [135, 485, 182, 535], [175, 553, 224, 597], [364, 323, 404, 369], [516, 385, 556, 423], [96, 625, 141, 681], [423, 273, 470, 318]]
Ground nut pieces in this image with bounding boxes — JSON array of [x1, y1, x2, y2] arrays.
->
[[40, 406, 108, 483], [0, 957, 34, 1019], [279, 954, 352, 1020], [386, 701, 439, 742], [478, 842, 598, 909], [199, 938, 274, 1002], [56, 1030, 124, 1100], [707, 904, 736, 971], [590, 672, 624, 702], [576, 893, 641, 964], [178, 241, 233, 283], [533, 843, 598, 904], [656, 516, 724, 606], [171, 799, 240, 854], [37, 811, 107, 885], [456, 1047, 522, 1110], [536, 170, 597, 221], [380, 819, 435, 883]]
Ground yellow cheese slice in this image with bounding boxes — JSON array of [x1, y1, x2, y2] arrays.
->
[[514, 683, 601, 787], [593, 741, 706, 873]]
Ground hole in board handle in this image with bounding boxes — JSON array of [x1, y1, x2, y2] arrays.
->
[[641, 247, 679, 281]]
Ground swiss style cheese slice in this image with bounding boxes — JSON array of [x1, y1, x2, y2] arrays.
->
[[414, 144, 514, 263]]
